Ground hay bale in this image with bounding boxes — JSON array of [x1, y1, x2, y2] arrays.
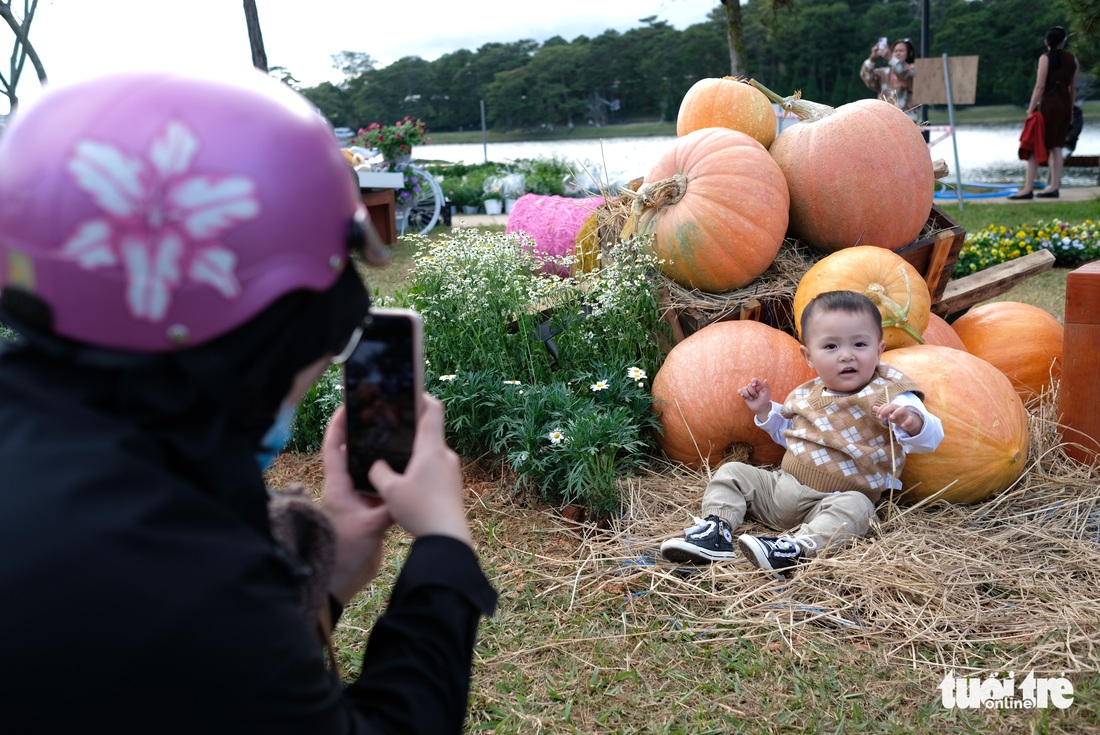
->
[[573, 194, 635, 275], [505, 194, 605, 276]]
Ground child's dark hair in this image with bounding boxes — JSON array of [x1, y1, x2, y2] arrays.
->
[[800, 290, 883, 342]]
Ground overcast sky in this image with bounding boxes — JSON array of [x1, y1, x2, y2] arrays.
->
[[12, 0, 717, 110]]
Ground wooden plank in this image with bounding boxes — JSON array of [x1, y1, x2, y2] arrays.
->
[[923, 230, 956, 294], [1060, 261, 1100, 464], [931, 249, 1055, 317]]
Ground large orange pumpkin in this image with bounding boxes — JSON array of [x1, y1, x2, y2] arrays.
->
[[882, 345, 1029, 504], [750, 80, 933, 253], [949, 301, 1064, 399], [918, 313, 967, 351], [676, 76, 777, 149], [652, 320, 815, 469], [625, 127, 789, 293], [793, 246, 931, 349]]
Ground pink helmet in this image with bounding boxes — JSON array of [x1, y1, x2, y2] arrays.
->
[[0, 70, 363, 352]]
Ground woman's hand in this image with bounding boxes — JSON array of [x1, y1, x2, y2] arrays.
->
[[321, 405, 395, 606], [369, 394, 472, 547]]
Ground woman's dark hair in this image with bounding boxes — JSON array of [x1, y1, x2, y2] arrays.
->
[[893, 39, 915, 65], [1046, 26, 1067, 70], [800, 290, 883, 344]]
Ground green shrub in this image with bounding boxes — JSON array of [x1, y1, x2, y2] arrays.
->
[[512, 157, 571, 196], [444, 179, 483, 208], [391, 227, 668, 516], [288, 364, 343, 453], [425, 157, 583, 200]]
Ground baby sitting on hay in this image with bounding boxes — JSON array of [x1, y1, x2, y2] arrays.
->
[[660, 290, 944, 576]]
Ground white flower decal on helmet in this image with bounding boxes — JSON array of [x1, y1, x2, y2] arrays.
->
[[61, 122, 261, 321]]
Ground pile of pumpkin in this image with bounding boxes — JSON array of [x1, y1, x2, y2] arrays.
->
[[634, 76, 1063, 505]]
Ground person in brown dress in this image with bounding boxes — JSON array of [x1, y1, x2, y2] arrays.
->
[[1009, 26, 1079, 200]]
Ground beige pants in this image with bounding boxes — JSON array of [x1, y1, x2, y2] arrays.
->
[[701, 462, 877, 556]]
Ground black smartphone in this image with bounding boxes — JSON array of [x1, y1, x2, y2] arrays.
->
[[343, 308, 424, 495]]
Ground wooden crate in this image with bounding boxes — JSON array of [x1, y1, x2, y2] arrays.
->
[[662, 206, 966, 343], [894, 205, 966, 304]]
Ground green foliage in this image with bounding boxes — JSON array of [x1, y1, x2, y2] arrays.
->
[[0, 322, 16, 342], [512, 156, 570, 196], [427, 157, 576, 203], [302, 0, 1082, 133], [953, 218, 1100, 277], [392, 227, 668, 516], [443, 179, 482, 208], [287, 364, 343, 453]]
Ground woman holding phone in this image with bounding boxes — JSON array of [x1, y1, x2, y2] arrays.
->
[[860, 37, 918, 121], [0, 69, 495, 734]]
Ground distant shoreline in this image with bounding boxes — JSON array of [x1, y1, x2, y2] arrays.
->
[[425, 101, 1100, 147]]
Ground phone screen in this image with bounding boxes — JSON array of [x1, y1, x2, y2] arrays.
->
[[344, 309, 423, 494]]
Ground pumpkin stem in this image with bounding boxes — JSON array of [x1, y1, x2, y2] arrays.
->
[[865, 268, 926, 344], [748, 79, 835, 122], [620, 174, 688, 239]]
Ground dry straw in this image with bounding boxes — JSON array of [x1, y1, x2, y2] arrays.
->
[[484, 385, 1100, 676]]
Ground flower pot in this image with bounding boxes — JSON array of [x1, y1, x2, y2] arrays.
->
[[484, 199, 504, 215], [504, 197, 519, 214], [461, 205, 479, 215]]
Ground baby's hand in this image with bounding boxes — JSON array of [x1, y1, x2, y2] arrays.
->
[[738, 377, 772, 421], [877, 403, 924, 435]]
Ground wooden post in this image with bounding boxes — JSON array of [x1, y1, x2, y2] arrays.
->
[[1059, 261, 1100, 464]]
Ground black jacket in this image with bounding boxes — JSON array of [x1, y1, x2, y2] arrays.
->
[[0, 346, 497, 734]]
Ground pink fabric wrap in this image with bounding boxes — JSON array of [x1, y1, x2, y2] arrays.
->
[[506, 194, 605, 277]]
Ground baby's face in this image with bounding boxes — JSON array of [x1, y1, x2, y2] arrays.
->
[[801, 309, 885, 393]]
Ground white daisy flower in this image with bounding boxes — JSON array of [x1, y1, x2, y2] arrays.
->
[[548, 429, 565, 444], [590, 380, 609, 392], [438, 374, 457, 381], [627, 367, 647, 380]]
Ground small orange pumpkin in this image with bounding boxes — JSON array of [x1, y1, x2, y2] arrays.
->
[[793, 246, 930, 349], [677, 76, 776, 149], [950, 301, 1064, 399], [750, 80, 933, 253], [652, 320, 815, 469], [883, 345, 1029, 504], [916, 313, 968, 352], [625, 127, 789, 293]]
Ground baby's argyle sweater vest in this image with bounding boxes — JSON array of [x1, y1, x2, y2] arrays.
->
[[779, 365, 923, 503]]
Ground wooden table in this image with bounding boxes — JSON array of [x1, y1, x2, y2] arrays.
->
[[357, 170, 404, 244]]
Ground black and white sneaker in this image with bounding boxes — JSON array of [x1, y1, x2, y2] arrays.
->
[[660, 515, 736, 564], [737, 534, 817, 577]]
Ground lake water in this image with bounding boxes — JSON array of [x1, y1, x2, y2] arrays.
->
[[418, 121, 1100, 190]]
